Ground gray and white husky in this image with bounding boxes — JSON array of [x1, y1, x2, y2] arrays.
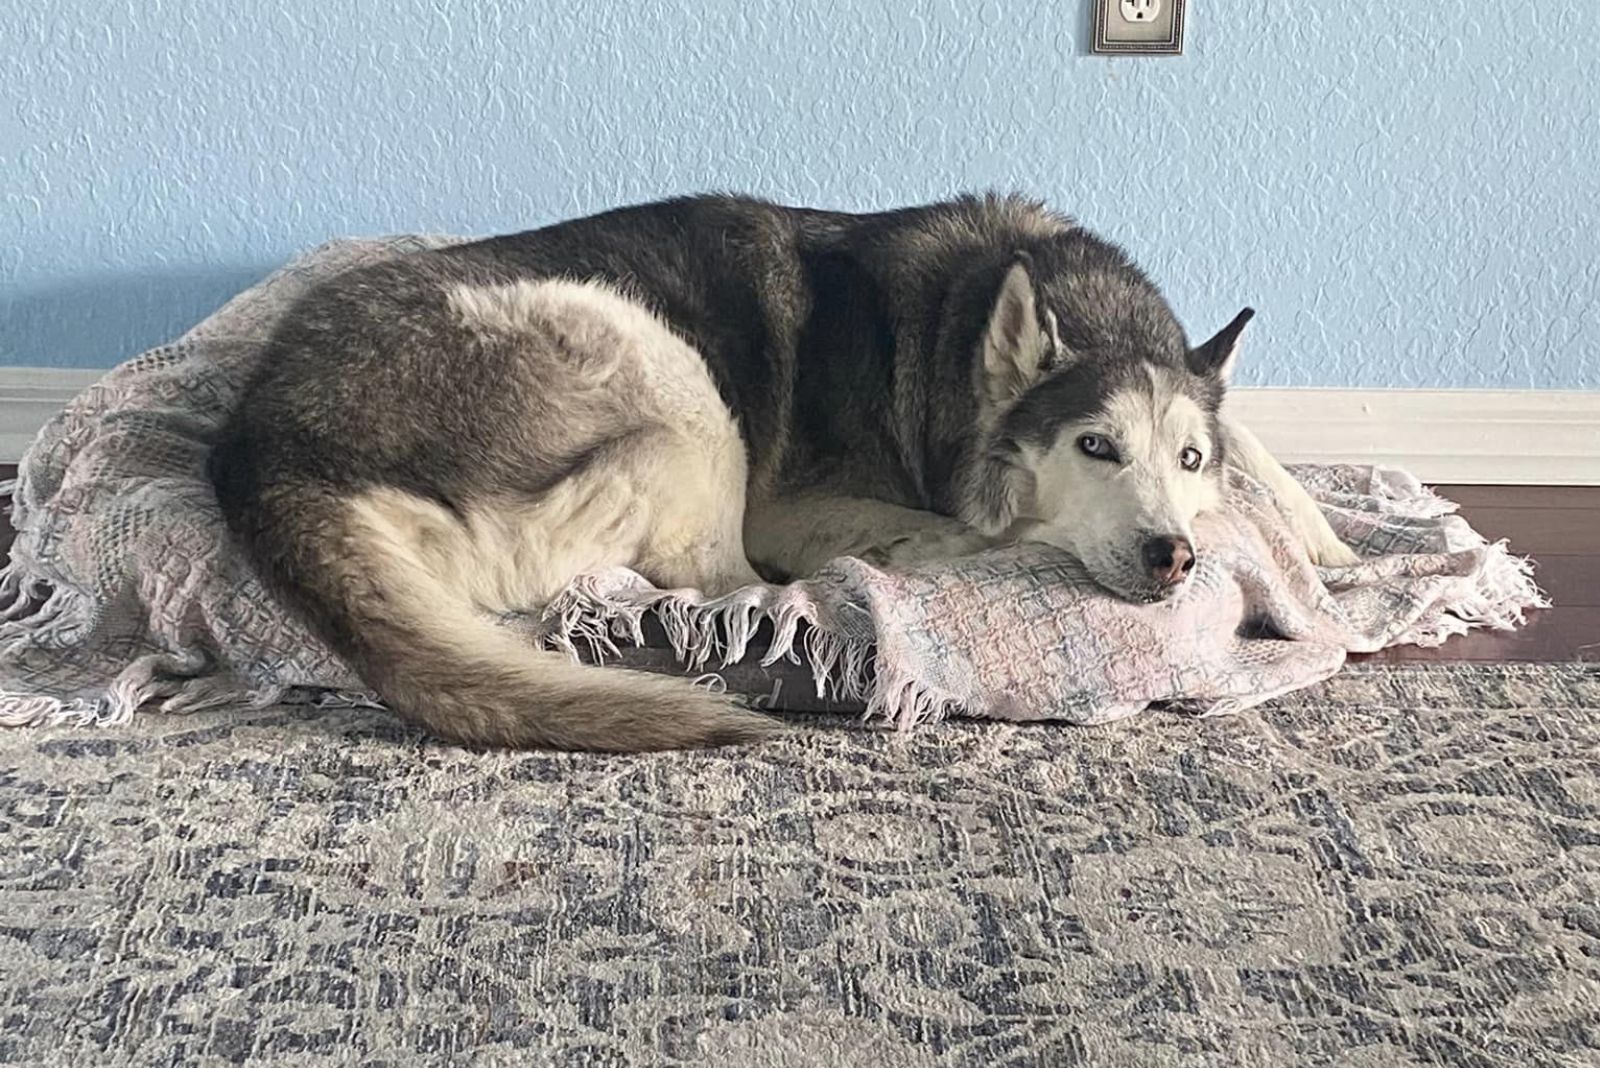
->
[[210, 194, 1357, 751]]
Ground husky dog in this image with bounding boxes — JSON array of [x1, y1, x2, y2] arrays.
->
[[210, 194, 1356, 751]]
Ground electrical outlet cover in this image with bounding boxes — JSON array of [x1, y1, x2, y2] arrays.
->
[[1094, 0, 1185, 55]]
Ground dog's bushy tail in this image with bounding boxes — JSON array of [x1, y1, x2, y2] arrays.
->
[[211, 457, 775, 751]]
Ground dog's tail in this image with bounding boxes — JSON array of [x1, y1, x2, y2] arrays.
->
[[211, 461, 776, 751]]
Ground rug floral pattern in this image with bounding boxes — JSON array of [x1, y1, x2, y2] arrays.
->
[[3, 665, 1598, 1066]]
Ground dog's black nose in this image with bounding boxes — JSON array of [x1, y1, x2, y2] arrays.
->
[[1141, 535, 1195, 586]]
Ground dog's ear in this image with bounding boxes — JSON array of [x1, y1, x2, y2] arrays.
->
[[982, 256, 1059, 398], [1189, 307, 1255, 383]]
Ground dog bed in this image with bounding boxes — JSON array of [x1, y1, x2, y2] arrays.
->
[[0, 237, 1547, 732]]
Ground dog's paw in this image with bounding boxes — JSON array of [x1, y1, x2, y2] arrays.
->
[[857, 542, 897, 567], [1305, 529, 1361, 567], [861, 528, 996, 569], [1284, 496, 1361, 568]]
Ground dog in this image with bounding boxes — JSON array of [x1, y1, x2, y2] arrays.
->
[[209, 194, 1358, 751]]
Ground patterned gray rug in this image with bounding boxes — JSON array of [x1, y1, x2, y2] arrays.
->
[[3, 664, 1598, 1067]]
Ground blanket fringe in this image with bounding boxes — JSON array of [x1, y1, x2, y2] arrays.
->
[[0, 692, 108, 729], [1404, 537, 1549, 647], [1396, 481, 1550, 647], [537, 574, 966, 730], [0, 556, 301, 728]]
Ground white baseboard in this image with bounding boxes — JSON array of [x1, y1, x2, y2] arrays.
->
[[0, 368, 1595, 485], [0, 368, 105, 466], [1226, 388, 1600, 486]]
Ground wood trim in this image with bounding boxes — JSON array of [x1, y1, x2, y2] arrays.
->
[[0, 369, 1595, 485], [0, 368, 104, 463], [1226, 388, 1600, 485]]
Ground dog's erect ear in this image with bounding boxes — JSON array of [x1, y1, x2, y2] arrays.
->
[[982, 257, 1059, 399], [1189, 307, 1255, 383]]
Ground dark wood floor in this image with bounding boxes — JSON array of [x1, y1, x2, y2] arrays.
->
[[1354, 484, 1599, 665], [0, 466, 1593, 663]]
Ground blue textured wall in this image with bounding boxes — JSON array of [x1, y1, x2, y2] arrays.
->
[[3, 1, 1596, 387]]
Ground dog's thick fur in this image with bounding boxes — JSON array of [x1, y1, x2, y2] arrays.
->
[[210, 194, 1356, 751]]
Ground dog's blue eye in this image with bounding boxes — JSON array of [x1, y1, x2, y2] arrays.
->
[[1180, 447, 1203, 471], [1078, 434, 1117, 461]]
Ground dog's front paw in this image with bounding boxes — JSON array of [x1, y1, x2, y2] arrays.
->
[[1302, 524, 1361, 567], [1285, 496, 1362, 568], [861, 528, 996, 569], [1310, 538, 1361, 568], [857, 542, 897, 567]]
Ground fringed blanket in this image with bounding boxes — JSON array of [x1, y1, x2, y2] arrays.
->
[[0, 238, 1547, 733]]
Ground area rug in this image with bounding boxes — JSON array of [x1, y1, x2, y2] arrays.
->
[[4, 663, 1597, 1066]]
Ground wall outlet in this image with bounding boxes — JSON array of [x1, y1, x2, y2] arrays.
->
[[1094, 0, 1185, 55], [1120, 0, 1162, 23]]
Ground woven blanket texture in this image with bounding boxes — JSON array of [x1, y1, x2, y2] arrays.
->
[[0, 237, 1547, 732]]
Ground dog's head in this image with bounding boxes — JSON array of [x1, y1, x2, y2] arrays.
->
[[960, 235, 1251, 602]]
